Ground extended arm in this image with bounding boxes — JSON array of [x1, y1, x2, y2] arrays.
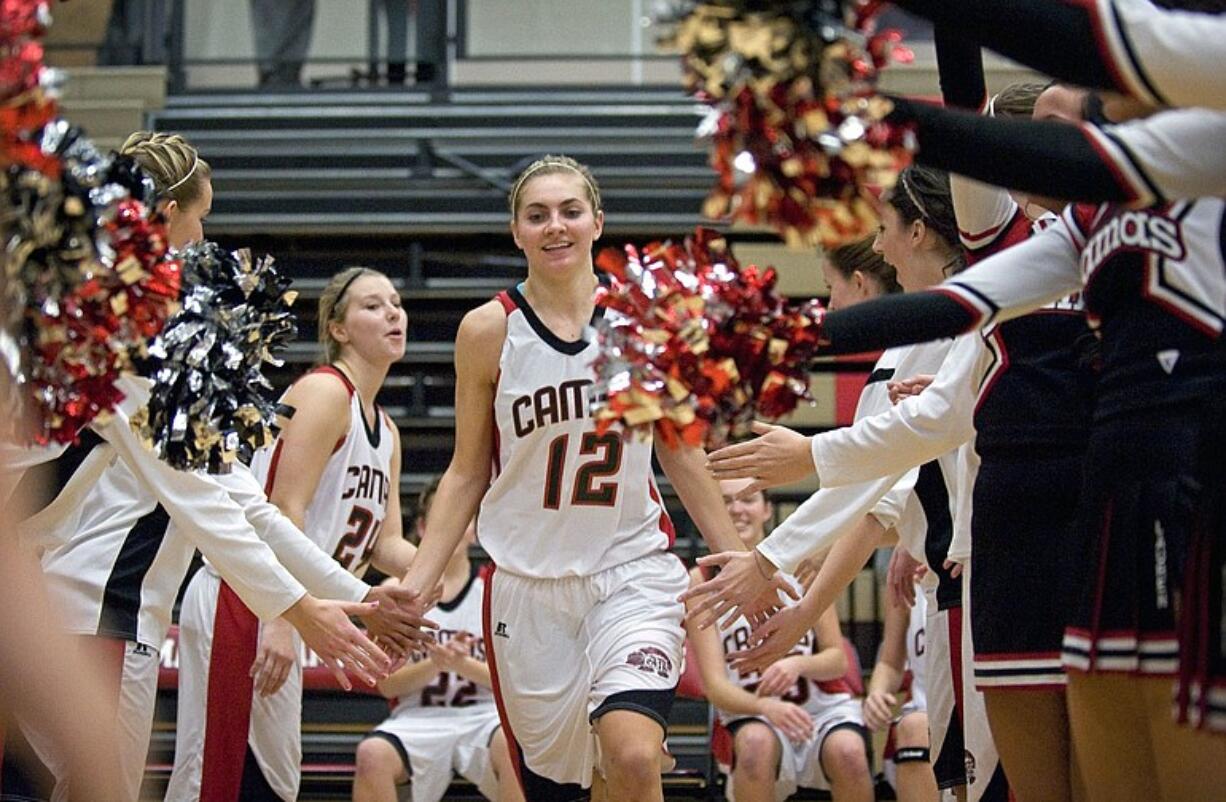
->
[[892, 0, 1226, 110], [821, 224, 1083, 355], [400, 303, 502, 597]]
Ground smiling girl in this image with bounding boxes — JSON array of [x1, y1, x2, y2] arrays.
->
[[397, 155, 753, 801]]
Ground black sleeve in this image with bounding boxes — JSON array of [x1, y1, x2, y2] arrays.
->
[[891, 0, 1120, 92], [887, 97, 1133, 203], [819, 292, 979, 356], [934, 25, 986, 111]]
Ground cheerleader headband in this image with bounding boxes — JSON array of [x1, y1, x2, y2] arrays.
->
[[165, 156, 200, 193], [509, 161, 600, 214], [898, 171, 931, 222]]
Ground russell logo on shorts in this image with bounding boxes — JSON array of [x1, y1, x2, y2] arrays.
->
[[494, 621, 509, 638], [626, 646, 673, 678]]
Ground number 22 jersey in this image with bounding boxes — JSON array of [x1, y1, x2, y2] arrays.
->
[[480, 285, 675, 578], [248, 365, 394, 577]]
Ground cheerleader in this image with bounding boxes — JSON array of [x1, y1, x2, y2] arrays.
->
[[12, 134, 423, 802], [167, 266, 418, 802]]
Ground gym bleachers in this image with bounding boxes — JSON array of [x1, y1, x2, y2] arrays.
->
[[134, 85, 889, 800]]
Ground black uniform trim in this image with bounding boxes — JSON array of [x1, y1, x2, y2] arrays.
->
[[1106, 0, 1168, 106], [97, 504, 170, 640], [915, 462, 960, 611], [822, 291, 974, 357], [506, 283, 605, 357], [886, 98, 1133, 205], [866, 368, 896, 385], [891, 0, 1119, 93]]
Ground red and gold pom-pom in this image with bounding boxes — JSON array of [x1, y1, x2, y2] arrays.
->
[[591, 228, 824, 449], [663, 0, 914, 248], [21, 197, 182, 444]]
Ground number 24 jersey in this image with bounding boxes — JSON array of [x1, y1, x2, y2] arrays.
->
[[248, 365, 395, 577]]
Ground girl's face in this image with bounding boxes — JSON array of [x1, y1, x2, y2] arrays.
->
[[719, 479, 772, 548], [163, 179, 213, 251], [510, 172, 603, 276], [820, 261, 880, 312], [872, 202, 925, 290], [330, 274, 407, 365]]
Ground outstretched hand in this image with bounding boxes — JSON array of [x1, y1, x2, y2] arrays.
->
[[705, 422, 816, 494], [728, 602, 814, 676], [679, 550, 797, 630], [285, 596, 390, 691], [887, 548, 926, 609], [361, 583, 439, 658]]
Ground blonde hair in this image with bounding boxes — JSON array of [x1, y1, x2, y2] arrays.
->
[[317, 266, 391, 364], [991, 81, 1050, 119], [120, 131, 213, 208], [508, 155, 602, 218]]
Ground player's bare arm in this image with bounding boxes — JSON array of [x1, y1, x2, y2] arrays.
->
[[659, 440, 797, 628], [374, 650, 443, 699], [862, 596, 909, 731], [400, 302, 503, 597], [268, 372, 354, 529]]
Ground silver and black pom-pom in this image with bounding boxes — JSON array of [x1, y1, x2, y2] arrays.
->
[[131, 241, 297, 473]]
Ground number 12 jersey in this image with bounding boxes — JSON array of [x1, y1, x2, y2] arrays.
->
[[481, 285, 675, 578]]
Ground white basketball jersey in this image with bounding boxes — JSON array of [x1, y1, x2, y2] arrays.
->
[[249, 366, 395, 577], [905, 591, 928, 712], [479, 286, 674, 578], [391, 567, 494, 712], [711, 571, 856, 726]]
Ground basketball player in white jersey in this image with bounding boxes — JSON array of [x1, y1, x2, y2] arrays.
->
[[685, 478, 873, 802], [354, 479, 523, 802], [868, 590, 936, 802], [397, 155, 767, 802], [167, 266, 420, 802]]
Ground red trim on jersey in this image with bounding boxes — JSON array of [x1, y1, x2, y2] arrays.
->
[[495, 290, 517, 316], [947, 607, 965, 728], [1072, 0, 1135, 98], [480, 566, 527, 797], [974, 650, 1062, 662], [931, 287, 987, 328], [974, 328, 1011, 414], [834, 371, 869, 426], [959, 218, 1009, 245], [648, 479, 676, 548], [199, 581, 260, 802], [491, 369, 502, 478], [1080, 126, 1144, 206], [263, 439, 286, 495], [312, 364, 356, 397]]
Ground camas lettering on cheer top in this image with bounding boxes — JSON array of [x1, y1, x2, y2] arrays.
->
[[1080, 208, 1186, 278], [340, 464, 392, 506], [511, 378, 593, 437]]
